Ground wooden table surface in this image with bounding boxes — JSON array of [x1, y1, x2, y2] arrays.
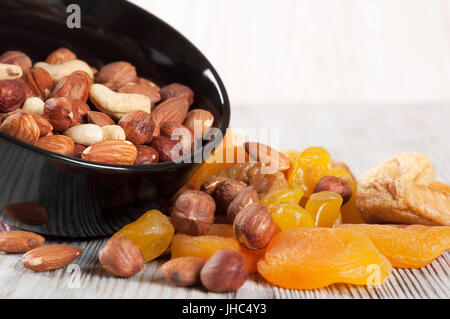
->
[[0, 105, 449, 299]]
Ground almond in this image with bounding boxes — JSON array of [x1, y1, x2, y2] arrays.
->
[[152, 96, 189, 135], [159, 83, 194, 105], [73, 143, 86, 158], [87, 111, 115, 127], [3, 202, 48, 226], [0, 230, 45, 253], [99, 236, 144, 277], [35, 135, 75, 156], [22, 245, 82, 272], [21, 67, 53, 100], [184, 109, 214, 139], [118, 110, 155, 145], [96, 61, 137, 91], [0, 110, 39, 144], [82, 140, 137, 165], [244, 142, 291, 172], [118, 82, 161, 106]]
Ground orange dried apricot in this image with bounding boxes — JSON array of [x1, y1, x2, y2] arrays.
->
[[287, 147, 332, 198], [112, 209, 174, 262], [260, 188, 304, 208], [270, 203, 315, 231], [339, 224, 450, 268], [207, 224, 234, 237], [171, 233, 263, 273], [305, 191, 343, 227], [257, 228, 392, 289]]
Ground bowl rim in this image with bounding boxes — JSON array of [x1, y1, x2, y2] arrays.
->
[[0, 0, 230, 172]]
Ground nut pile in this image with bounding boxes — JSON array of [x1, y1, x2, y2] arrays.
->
[[0, 49, 215, 165]]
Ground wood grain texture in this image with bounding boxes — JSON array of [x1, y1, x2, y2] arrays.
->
[[0, 105, 448, 299]]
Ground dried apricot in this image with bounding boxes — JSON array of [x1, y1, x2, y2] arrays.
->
[[270, 203, 315, 230], [207, 224, 234, 237], [305, 191, 343, 227], [339, 224, 450, 268], [260, 188, 304, 208], [287, 147, 332, 198], [257, 228, 392, 289], [171, 232, 263, 273], [112, 209, 174, 262]]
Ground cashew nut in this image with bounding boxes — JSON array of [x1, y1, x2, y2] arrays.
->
[[64, 124, 103, 146], [22, 97, 45, 115], [89, 84, 150, 120], [34, 59, 93, 82], [0, 63, 22, 80], [102, 125, 126, 141]]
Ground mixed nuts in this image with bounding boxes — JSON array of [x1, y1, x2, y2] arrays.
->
[[0, 48, 216, 165]]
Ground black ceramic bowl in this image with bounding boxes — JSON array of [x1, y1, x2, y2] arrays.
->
[[0, 0, 230, 237]]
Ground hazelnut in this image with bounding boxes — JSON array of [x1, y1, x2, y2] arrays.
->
[[184, 109, 214, 140], [0, 79, 26, 112], [118, 110, 155, 145], [135, 145, 159, 165], [42, 97, 74, 132], [87, 111, 115, 127], [314, 175, 353, 204], [200, 176, 230, 195], [99, 236, 144, 278], [45, 48, 77, 64], [160, 83, 194, 105], [21, 67, 53, 100], [150, 136, 183, 162], [52, 71, 92, 102], [71, 99, 91, 124], [160, 121, 193, 154], [118, 82, 161, 106], [161, 257, 206, 287], [233, 203, 276, 250], [30, 113, 53, 137], [171, 190, 215, 236], [0, 111, 39, 144], [73, 143, 87, 158], [96, 61, 137, 91], [200, 249, 248, 292], [227, 187, 259, 223], [213, 179, 247, 215], [0, 51, 32, 72]]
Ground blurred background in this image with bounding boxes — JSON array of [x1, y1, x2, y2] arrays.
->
[[131, 0, 449, 180]]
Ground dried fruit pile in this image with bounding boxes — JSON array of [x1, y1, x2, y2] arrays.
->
[[93, 143, 448, 291], [0, 49, 215, 165]]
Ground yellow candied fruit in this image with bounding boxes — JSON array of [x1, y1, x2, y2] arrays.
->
[[270, 203, 315, 230], [288, 147, 332, 198], [113, 209, 174, 262], [305, 191, 343, 227], [260, 188, 304, 208]]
